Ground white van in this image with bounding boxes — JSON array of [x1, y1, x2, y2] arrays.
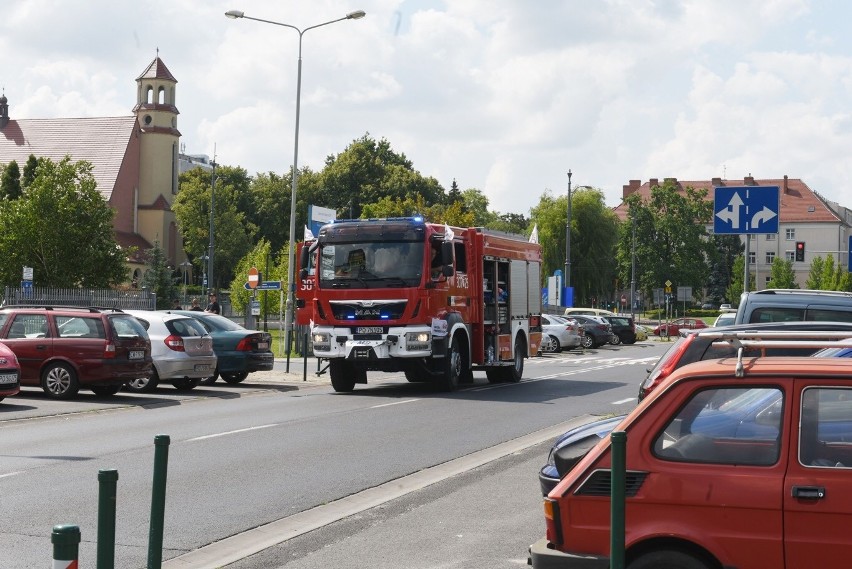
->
[[563, 307, 616, 318]]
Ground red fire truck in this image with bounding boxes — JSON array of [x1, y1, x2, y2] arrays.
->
[[297, 216, 542, 392]]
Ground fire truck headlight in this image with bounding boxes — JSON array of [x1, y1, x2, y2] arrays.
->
[[405, 332, 430, 351], [312, 332, 331, 351]]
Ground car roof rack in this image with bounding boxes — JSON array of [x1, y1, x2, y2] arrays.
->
[[0, 305, 124, 313], [752, 289, 852, 297], [697, 331, 852, 377]]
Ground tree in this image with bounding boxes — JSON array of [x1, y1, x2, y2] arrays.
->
[[706, 235, 743, 303], [446, 179, 462, 206], [173, 165, 256, 291], [0, 156, 128, 287], [806, 255, 852, 291], [806, 256, 825, 289], [1, 160, 22, 200], [142, 241, 179, 309], [766, 257, 799, 289], [726, 256, 754, 305], [21, 154, 39, 189], [461, 188, 498, 227], [619, 180, 714, 304]]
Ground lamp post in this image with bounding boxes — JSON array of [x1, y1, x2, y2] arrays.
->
[[564, 170, 572, 296], [207, 157, 217, 294], [226, 8, 366, 364]]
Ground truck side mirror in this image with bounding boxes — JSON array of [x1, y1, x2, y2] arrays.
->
[[299, 245, 310, 280]]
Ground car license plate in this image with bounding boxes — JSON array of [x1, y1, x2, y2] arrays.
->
[[257, 342, 269, 350], [194, 364, 212, 372], [357, 327, 382, 334], [129, 350, 144, 360], [0, 373, 17, 384]]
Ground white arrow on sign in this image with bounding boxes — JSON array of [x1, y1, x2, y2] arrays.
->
[[715, 192, 743, 229], [751, 206, 777, 228]]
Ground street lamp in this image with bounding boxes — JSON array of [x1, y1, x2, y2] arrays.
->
[[564, 170, 572, 293], [207, 157, 217, 295], [180, 260, 192, 300], [226, 8, 366, 365]]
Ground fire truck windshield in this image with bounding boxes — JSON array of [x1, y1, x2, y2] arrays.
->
[[318, 241, 425, 288]]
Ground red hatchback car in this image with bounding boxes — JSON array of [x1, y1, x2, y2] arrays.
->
[[0, 306, 152, 399], [652, 317, 707, 336], [0, 342, 21, 402]]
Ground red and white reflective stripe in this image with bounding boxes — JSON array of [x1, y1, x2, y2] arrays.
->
[[53, 559, 78, 569]]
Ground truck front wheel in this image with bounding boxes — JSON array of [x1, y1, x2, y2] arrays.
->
[[329, 360, 357, 393], [439, 335, 462, 392]]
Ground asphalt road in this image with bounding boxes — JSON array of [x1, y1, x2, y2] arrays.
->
[[0, 341, 668, 568]]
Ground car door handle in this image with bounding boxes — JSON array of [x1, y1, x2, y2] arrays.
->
[[36, 345, 48, 350], [792, 486, 826, 499]]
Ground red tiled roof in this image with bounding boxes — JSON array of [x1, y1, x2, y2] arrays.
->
[[0, 116, 137, 202], [136, 57, 177, 83], [613, 178, 840, 224], [115, 231, 153, 263]]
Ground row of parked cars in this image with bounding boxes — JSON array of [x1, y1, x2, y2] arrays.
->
[[0, 305, 274, 401], [530, 289, 852, 569], [540, 309, 645, 353]]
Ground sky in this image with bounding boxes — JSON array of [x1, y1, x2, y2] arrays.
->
[[3, 0, 852, 217]]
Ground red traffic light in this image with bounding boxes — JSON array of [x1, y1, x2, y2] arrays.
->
[[795, 241, 805, 262]]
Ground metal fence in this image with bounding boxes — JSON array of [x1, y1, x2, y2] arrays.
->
[[2, 286, 156, 310]]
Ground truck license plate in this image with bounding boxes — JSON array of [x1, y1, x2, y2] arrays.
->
[[357, 327, 383, 334], [0, 373, 17, 384]]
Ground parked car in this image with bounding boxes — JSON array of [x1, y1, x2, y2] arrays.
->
[[713, 311, 736, 327], [563, 307, 615, 318], [530, 352, 852, 569], [539, 314, 582, 353], [603, 315, 636, 345], [634, 324, 650, 341], [0, 342, 21, 402], [719, 303, 732, 310], [700, 302, 717, 310], [651, 317, 707, 336], [571, 315, 613, 348], [169, 310, 274, 384], [123, 310, 216, 392], [639, 321, 852, 400], [735, 288, 852, 324], [540, 328, 852, 496], [0, 306, 152, 399]]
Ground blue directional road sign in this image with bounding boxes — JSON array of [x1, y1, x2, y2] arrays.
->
[[714, 186, 779, 235], [244, 280, 282, 290]]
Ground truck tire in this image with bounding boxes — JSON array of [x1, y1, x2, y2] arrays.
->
[[438, 335, 462, 392], [329, 360, 356, 392], [502, 336, 524, 382]]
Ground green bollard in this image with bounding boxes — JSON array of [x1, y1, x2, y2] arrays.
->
[[610, 430, 626, 569], [147, 434, 170, 569], [51, 524, 80, 568], [97, 468, 119, 569]]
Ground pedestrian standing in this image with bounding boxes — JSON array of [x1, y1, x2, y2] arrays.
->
[[205, 293, 220, 315]]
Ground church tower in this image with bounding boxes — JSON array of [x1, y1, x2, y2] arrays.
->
[[133, 56, 182, 265]]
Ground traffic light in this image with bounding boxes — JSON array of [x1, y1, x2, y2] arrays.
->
[[795, 241, 805, 262]]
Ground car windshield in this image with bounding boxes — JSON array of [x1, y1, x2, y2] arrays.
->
[[318, 241, 425, 289]]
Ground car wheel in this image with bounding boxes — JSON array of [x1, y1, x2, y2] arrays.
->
[[540, 334, 557, 354], [172, 377, 200, 391], [329, 360, 356, 393], [200, 368, 219, 385], [627, 549, 711, 569], [90, 385, 122, 396], [41, 362, 80, 399], [609, 334, 621, 345], [221, 372, 249, 384], [581, 334, 594, 349], [126, 368, 160, 393]]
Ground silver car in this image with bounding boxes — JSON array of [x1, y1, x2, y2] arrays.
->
[[123, 310, 216, 392], [540, 314, 582, 353]]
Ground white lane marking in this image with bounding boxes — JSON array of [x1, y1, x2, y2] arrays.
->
[[0, 471, 22, 479], [472, 357, 660, 390], [612, 398, 635, 405], [371, 399, 419, 409], [188, 424, 278, 442]]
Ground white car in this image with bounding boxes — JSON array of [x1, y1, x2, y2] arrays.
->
[[713, 312, 737, 327], [540, 314, 583, 353], [123, 310, 217, 392]]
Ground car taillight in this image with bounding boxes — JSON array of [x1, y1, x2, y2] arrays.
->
[[639, 335, 694, 399], [104, 341, 116, 359], [543, 498, 563, 546], [235, 337, 252, 351], [164, 335, 185, 352]]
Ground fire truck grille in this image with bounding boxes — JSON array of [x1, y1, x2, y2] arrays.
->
[[574, 469, 648, 497], [330, 302, 407, 321]]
